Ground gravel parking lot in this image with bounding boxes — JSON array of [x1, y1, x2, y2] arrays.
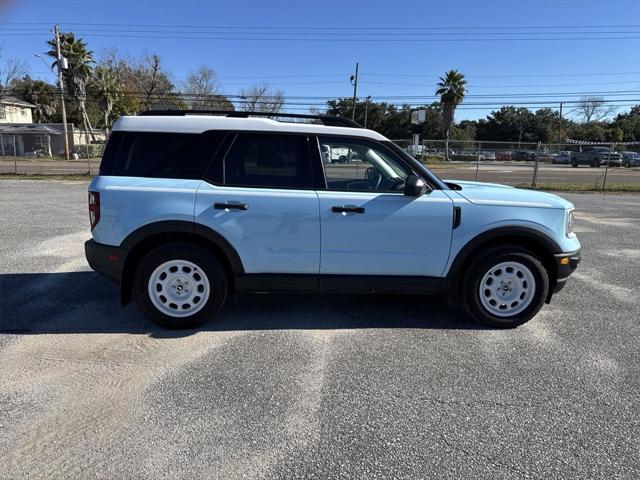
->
[[1, 180, 639, 479]]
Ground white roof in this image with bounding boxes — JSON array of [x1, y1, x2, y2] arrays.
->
[[112, 115, 388, 141]]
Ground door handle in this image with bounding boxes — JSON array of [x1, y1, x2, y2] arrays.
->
[[332, 205, 365, 214], [214, 202, 249, 210]]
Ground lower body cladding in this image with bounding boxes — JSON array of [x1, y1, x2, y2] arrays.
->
[[85, 238, 580, 300]]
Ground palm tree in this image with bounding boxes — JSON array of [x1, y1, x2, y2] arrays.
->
[[91, 66, 120, 129], [47, 32, 96, 140], [436, 70, 467, 161]]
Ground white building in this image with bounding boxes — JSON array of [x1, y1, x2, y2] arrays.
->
[[0, 97, 35, 124]]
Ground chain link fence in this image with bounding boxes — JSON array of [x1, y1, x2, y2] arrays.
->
[[393, 139, 640, 191], [0, 125, 107, 175]]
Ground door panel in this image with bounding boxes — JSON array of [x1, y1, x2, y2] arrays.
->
[[318, 190, 454, 277], [195, 183, 320, 274]]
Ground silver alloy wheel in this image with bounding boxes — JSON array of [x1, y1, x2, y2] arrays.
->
[[148, 259, 211, 318], [479, 261, 536, 317]]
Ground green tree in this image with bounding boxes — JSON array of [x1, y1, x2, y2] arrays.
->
[[611, 105, 640, 141], [9, 76, 58, 123], [47, 32, 96, 140], [325, 98, 412, 139], [435, 70, 467, 160], [90, 66, 121, 129]]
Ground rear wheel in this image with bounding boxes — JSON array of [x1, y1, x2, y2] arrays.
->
[[571, 160, 578, 168], [462, 246, 549, 328], [133, 242, 228, 329]]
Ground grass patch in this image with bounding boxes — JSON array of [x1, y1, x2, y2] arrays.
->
[[517, 182, 640, 193], [0, 173, 93, 181]]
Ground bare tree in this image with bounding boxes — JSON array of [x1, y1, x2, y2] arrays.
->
[[239, 84, 284, 114], [0, 47, 28, 100], [574, 96, 616, 123], [183, 66, 232, 111]]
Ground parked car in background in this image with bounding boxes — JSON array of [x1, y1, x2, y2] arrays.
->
[[321, 144, 331, 163], [494, 151, 512, 161], [477, 151, 496, 160], [551, 151, 572, 164], [621, 151, 640, 168], [571, 147, 622, 168], [512, 150, 537, 161]]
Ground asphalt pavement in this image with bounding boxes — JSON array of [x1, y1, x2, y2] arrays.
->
[[0, 180, 639, 479]]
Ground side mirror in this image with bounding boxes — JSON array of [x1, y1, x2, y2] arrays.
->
[[404, 175, 429, 196]]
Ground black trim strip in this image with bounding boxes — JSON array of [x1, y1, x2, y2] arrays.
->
[[453, 206, 462, 229], [234, 273, 441, 294]]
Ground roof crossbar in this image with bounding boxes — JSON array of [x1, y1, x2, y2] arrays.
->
[[138, 109, 362, 128]]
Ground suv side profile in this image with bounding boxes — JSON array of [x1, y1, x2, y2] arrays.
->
[[85, 111, 580, 329]]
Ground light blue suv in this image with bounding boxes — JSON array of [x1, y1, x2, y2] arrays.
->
[[85, 111, 581, 329]]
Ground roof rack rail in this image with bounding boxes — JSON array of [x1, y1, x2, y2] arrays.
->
[[138, 109, 362, 128]]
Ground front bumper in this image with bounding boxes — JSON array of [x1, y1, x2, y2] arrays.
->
[[85, 239, 124, 284], [552, 249, 581, 294]]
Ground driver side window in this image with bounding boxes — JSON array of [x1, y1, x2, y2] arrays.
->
[[317, 136, 412, 192]]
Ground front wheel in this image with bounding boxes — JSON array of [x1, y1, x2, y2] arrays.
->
[[462, 247, 549, 328], [133, 242, 228, 329]]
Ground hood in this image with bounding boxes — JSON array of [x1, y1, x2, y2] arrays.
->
[[445, 180, 573, 209]]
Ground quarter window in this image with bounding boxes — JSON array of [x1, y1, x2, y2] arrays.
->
[[318, 136, 412, 192], [224, 133, 312, 189]]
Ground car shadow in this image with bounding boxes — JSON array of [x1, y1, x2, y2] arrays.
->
[[0, 271, 486, 337]]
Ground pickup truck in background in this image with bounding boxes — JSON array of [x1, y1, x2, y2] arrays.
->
[[571, 147, 622, 168]]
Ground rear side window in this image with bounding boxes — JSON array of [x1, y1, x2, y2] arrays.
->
[[224, 133, 312, 189], [99, 131, 224, 179]]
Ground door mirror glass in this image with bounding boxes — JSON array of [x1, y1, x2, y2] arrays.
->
[[404, 175, 428, 196]]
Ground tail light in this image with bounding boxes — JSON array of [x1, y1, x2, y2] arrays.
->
[[88, 191, 100, 230]]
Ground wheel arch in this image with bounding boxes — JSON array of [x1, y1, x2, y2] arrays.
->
[[443, 226, 560, 301], [119, 221, 244, 305]]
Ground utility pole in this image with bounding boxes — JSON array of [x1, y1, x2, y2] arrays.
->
[[364, 95, 371, 128], [557, 101, 563, 150], [54, 25, 70, 160], [350, 62, 359, 121]]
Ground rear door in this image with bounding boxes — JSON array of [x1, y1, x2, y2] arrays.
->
[[195, 132, 321, 274], [315, 136, 454, 277]]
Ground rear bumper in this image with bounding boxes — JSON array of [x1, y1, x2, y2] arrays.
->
[[552, 249, 581, 294], [85, 239, 124, 284]]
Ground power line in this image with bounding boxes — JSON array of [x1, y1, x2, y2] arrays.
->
[[4, 22, 639, 30], [3, 31, 638, 42]]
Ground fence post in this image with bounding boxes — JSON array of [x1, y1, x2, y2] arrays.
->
[[602, 142, 612, 192], [13, 134, 17, 174], [475, 141, 481, 181], [532, 141, 541, 188]]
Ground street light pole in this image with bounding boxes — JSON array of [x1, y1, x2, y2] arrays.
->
[[350, 62, 359, 121], [54, 25, 70, 160]]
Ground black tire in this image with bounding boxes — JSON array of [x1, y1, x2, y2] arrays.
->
[[461, 246, 549, 328], [624, 161, 630, 168], [133, 242, 228, 329], [571, 161, 578, 168]]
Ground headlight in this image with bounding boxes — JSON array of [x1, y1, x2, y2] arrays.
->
[[566, 209, 575, 236]]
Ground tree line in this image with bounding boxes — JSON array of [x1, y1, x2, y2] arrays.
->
[[1, 32, 638, 145]]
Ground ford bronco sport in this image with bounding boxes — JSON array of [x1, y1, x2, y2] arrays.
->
[[85, 111, 581, 329]]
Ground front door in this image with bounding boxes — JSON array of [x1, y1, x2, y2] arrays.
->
[[316, 136, 453, 277]]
